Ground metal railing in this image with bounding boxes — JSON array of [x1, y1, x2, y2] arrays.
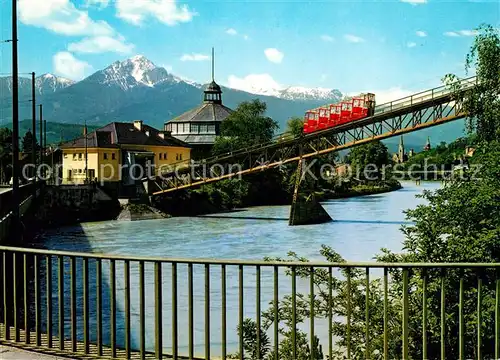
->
[[1, 245, 499, 359]]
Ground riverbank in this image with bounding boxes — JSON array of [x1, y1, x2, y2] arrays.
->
[[154, 177, 403, 217], [321, 179, 403, 200]]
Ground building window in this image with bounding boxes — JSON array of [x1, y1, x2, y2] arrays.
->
[[200, 124, 208, 133], [104, 153, 108, 160], [64, 154, 68, 159], [112, 153, 116, 160], [208, 124, 215, 133], [179, 153, 183, 161], [78, 153, 82, 160], [190, 123, 199, 133], [73, 154, 77, 160], [159, 153, 162, 160], [164, 153, 167, 159]]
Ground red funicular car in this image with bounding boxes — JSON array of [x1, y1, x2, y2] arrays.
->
[[339, 101, 353, 125], [329, 104, 341, 128], [351, 93, 376, 121], [318, 107, 329, 129], [304, 110, 319, 134]]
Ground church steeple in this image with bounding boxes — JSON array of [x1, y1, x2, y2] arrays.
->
[[204, 47, 222, 104], [398, 135, 405, 163]]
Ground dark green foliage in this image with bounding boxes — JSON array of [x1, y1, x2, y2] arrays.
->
[[347, 140, 390, 179], [213, 99, 279, 155], [401, 135, 477, 171], [286, 117, 305, 138], [443, 24, 500, 142], [21, 130, 40, 153], [0, 127, 12, 183]]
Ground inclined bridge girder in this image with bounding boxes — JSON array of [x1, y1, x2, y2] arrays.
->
[[152, 77, 477, 195]]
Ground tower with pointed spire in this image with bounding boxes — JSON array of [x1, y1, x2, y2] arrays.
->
[[398, 135, 405, 163], [164, 48, 233, 158], [424, 136, 431, 151]]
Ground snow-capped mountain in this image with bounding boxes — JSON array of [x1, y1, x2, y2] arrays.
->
[[35, 73, 74, 94], [225, 79, 342, 102], [278, 86, 342, 102], [87, 55, 180, 91], [0, 73, 73, 99]]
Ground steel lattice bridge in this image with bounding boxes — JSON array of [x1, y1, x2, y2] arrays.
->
[[152, 76, 478, 196]]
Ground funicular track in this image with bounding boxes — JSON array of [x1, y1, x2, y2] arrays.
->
[[152, 77, 477, 196]]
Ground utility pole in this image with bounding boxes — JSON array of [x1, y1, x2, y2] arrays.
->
[[31, 72, 37, 188], [43, 119, 47, 179], [39, 104, 43, 176], [11, 0, 20, 239]]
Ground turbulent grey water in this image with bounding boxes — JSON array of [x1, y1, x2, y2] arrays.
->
[[39, 181, 440, 357]]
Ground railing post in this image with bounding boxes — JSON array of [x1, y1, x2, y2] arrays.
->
[[402, 268, 409, 360]]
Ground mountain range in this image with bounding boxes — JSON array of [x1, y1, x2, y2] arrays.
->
[[0, 55, 342, 130], [0, 55, 465, 151]]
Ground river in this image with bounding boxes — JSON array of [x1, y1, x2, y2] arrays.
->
[[38, 181, 440, 357]]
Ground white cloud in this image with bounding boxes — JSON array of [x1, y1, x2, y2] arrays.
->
[[357, 87, 414, 104], [180, 53, 210, 61], [416, 30, 427, 37], [116, 0, 196, 26], [243, 35, 250, 40], [226, 28, 237, 35], [321, 34, 334, 42], [344, 34, 365, 43], [53, 51, 93, 80], [68, 35, 135, 54], [19, 0, 114, 36], [444, 30, 477, 37], [407, 42, 417, 48], [264, 48, 284, 64], [84, 0, 109, 8], [400, 0, 427, 4], [457, 30, 478, 36], [227, 74, 282, 94]]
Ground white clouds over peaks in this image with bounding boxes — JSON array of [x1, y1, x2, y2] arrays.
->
[[416, 31, 427, 37], [53, 51, 94, 80], [116, 0, 196, 26], [228, 74, 282, 96], [344, 34, 365, 43], [264, 48, 284, 64], [226, 28, 238, 35], [407, 42, 417, 48], [180, 53, 210, 61], [68, 36, 135, 54]]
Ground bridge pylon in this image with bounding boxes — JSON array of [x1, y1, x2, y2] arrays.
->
[[288, 145, 332, 226]]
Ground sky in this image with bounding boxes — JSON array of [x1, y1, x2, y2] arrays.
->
[[0, 0, 498, 102]]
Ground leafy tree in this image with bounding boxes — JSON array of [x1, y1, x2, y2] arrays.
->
[[286, 117, 305, 138], [21, 130, 39, 154], [443, 24, 500, 142], [347, 140, 389, 179], [213, 99, 279, 155], [0, 128, 13, 184]]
